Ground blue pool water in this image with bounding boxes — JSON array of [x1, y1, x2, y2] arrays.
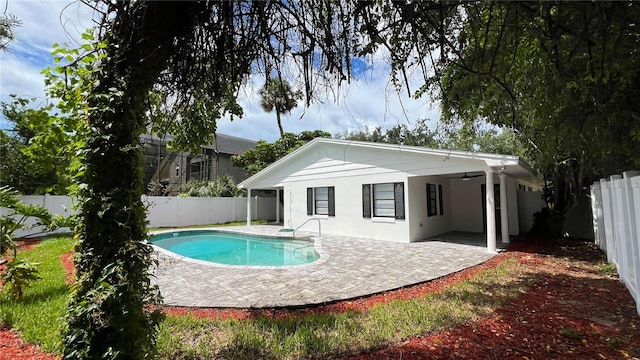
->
[[150, 230, 319, 266]]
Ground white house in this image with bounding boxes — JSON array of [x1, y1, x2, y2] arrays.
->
[[238, 138, 542, 252]]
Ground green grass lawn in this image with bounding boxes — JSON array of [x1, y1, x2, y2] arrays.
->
[[0, 231, 534, 359], [0, 236, 74, 353]]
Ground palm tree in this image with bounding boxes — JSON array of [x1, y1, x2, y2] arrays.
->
[[258, 77, 303, 137]]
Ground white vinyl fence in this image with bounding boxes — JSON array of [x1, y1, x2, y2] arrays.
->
[[590, 171, 640, 315], [143, 196, 276, 228], [3, 195, 276, 238]]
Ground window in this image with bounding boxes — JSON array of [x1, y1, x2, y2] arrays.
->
[[427, 183, 444, 217], [438, 184, 444, 215], [427, 183, 437, 216], [307, 187, 335, 216], [362, 182, 405, 219], [190, 159, 205, 181]]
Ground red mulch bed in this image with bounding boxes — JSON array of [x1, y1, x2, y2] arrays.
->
[[2, 235, 640, 360]]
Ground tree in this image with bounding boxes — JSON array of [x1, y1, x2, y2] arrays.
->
[[0, 98, 68, 194], [426, 2, 640, 234], [232, 131, 331, 177], [53, 0, 635, 357], [352, 1, 639, 234], [337, 119, 441, 148], [57, 1, 365, 358], [0, 13, 20, 51], [259, 77, 303, 137]]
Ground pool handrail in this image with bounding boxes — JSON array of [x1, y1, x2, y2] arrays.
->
[[292, 218, 321, 237]]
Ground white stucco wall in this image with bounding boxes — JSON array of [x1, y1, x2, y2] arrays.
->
[[284, 173, 410, 243], [450, 175, 520, 236], [451, 177, 485, 233], [506, 177, 520, 235], [244, 140, 535, 243], [408, 175, 452, 241]]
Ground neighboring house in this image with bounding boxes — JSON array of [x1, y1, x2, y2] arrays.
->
[[239, 138, 543, 252], [142, 133, 257, 195]]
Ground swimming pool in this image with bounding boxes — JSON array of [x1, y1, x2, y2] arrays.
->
[[150, 230, 319, 266]]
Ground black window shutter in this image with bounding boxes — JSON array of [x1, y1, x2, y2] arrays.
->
[[328, 186, 335, 216], [394, 182, 405, 219], [307, 188, 313, 215], [362, 184, 371, 218], [427, 183, 436, 217], [438, 184, 444, 215]]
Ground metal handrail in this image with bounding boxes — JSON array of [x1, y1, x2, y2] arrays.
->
[[292, 218, 322, 237]]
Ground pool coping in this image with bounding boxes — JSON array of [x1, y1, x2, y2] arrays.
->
[[149, 228, 330, 270]]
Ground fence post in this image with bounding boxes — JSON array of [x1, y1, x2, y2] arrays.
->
[[176, 196, 181, 227], [612, 176, 628, 272], [623, 171, 639, 311], [43, 193, 50, 210], [590, 182, 604, 250], [631, 174, 640, 315], [600, 178, 615, 263]]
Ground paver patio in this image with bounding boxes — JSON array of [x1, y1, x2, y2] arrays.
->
[[151, 225, 499, 308]]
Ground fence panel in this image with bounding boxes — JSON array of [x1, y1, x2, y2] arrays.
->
[[3, 195, 76, 238], [144, 196, 180, 228], [7, 195, 276, 238], [516, 190, 545, 233], [630, 175, 640, 313], [592, 172, 640, 315]]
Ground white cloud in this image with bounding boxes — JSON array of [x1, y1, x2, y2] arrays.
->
[[1, 1, 96, 109]]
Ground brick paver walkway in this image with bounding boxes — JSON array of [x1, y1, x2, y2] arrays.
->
[[152, 226, 497, 308]]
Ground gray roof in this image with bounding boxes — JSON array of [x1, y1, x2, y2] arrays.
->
[[204, 133, 257, 155], [141, 133, 257, 155]]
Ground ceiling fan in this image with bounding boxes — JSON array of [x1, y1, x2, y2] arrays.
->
[[461, 172, 483, 181]]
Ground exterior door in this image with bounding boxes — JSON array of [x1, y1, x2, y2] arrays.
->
[[481, 184, 501, 234]]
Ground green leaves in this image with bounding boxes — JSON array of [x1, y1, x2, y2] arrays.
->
[[258, 77, 303, 136], [0, 185, 57, 257], [0, 259, 41, 300], [178, 175, 245, 197], [232, 131, 331, 177], [428, 1, 640, 217]]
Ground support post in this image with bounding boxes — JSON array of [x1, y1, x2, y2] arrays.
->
[[276, 188, 281, 223], [499, 173, 510, 244], [486, 169, 497, 253]]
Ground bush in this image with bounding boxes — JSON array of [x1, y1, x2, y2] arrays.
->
[[0, 259, 41, 299], [178, 175, 245, 197]]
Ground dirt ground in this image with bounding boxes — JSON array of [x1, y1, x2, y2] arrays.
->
[[1, 236, 639, 360]]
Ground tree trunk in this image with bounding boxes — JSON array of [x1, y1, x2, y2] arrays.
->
[[63, 3, 204, 359], [276, 110, 284, 137]]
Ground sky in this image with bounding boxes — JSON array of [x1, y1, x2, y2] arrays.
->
[[0, 0, 441, 143]]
